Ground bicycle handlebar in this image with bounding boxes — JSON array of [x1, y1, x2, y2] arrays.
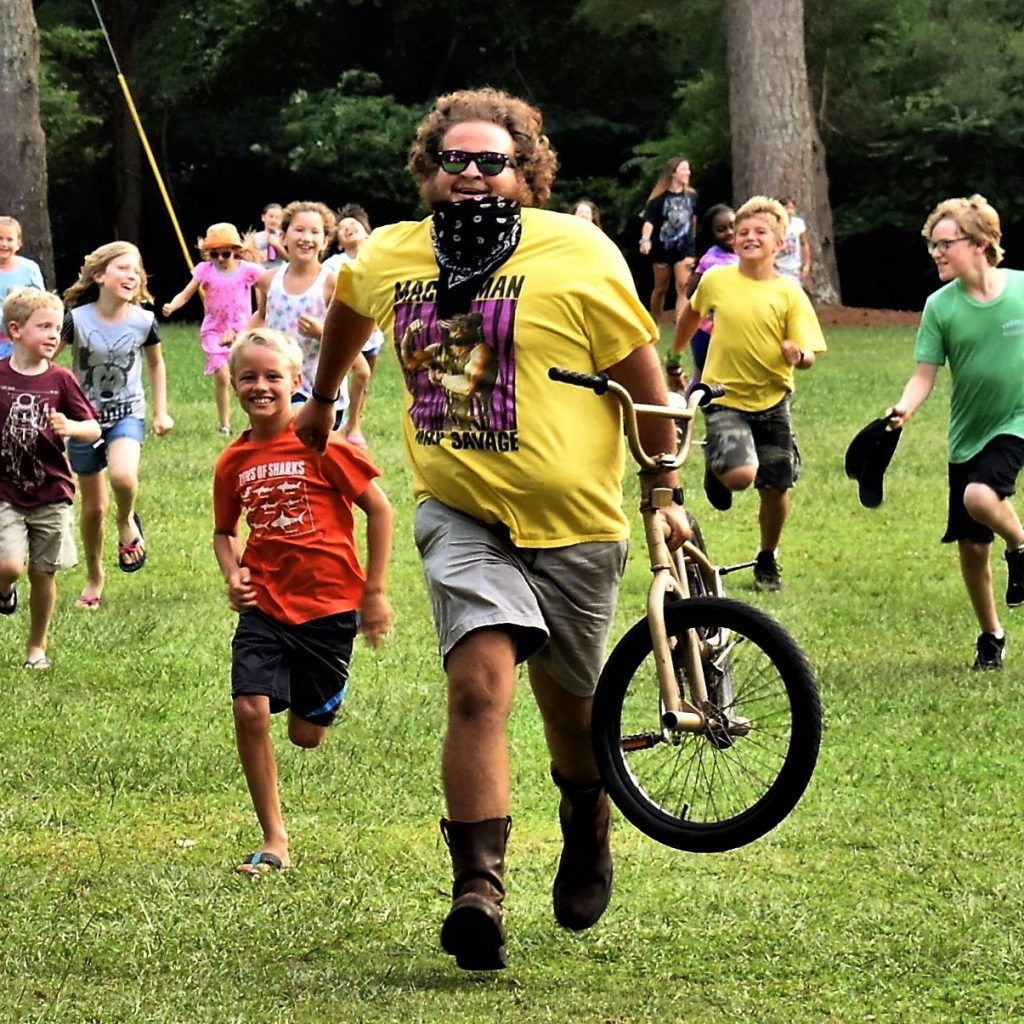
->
[[548, 366, 724, 471], [547, 367, 610, 394]]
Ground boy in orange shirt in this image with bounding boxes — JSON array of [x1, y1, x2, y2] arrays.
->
[[213, 327, 393, 874]]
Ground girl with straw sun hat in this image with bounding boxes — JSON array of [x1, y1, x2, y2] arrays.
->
[[162, 222, 263, 435]]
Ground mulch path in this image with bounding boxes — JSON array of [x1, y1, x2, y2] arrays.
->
[[815, 304, 920, 328]]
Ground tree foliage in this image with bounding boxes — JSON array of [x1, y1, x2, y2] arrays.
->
[[30, 0, 1024, 307]]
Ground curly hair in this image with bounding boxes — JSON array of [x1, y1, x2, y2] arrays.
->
[[280, 201, 337, 257], [62, 241, 153, 308], [407, 87, 559, 208], [922, 194, 1004, 266]]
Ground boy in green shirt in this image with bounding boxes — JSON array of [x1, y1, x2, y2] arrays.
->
[[889, 194, 1024, 670]]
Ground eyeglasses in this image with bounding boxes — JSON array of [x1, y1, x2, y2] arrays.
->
[[208, 249, 238, 260], [437, 150, 516, 176], [927, 237, 971, 255]]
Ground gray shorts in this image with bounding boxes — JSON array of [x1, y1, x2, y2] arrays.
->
[[0, 500, 78, 572], [413, 498, 629, 697], [704, 397, 800, 491]]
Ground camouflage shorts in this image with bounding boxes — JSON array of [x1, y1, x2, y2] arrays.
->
[[703, 397, 801, 491]]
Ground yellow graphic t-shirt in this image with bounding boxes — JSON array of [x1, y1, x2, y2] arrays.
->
[[336, 208, 658, 546], [692, 265, 826, 411]]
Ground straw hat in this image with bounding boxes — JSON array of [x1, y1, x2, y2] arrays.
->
[[198, 222, 243, 251]]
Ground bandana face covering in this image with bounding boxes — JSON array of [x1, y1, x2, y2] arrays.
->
[[431, 197, 522, 318]]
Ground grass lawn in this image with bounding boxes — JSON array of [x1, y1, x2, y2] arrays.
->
[[2, 321, 1023, 1023]]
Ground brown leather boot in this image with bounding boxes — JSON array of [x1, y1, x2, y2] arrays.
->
[[439, 816, 511, 970], [551, 766, 613, 931]]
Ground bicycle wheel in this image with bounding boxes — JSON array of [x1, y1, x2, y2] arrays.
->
[[679, 511, 718, 600], [593, 596, 821, 853]]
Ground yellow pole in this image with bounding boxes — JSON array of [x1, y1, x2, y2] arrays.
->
[[115, 73, 194, 273]]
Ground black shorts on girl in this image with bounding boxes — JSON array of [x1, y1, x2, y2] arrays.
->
[[231, 607, 358, 726], [943, 434, 1024, 544]]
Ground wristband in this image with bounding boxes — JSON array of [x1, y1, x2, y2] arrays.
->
[[310, 387, 340, 405], [666, 352, 683, 371]]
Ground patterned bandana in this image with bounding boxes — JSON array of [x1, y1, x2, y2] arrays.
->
[[431, 197, 522, 318]]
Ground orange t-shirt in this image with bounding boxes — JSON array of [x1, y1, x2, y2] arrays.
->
[[213, 423, 380, 625]]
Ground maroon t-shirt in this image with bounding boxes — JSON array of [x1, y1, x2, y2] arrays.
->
[[0, 358, 97, 508]]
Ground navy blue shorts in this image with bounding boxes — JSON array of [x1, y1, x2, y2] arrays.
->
[[231, 607, 358, 725], [943, 434, 1024, 544]]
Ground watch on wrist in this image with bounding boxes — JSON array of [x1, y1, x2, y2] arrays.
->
[[311, 387, 340, 405]]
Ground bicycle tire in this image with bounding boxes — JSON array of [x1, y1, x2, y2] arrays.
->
[[681, 511, 715, 600], [593, 596, 821, 853]]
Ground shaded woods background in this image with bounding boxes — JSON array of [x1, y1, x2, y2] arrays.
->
[[34, 0, 1024, 312]]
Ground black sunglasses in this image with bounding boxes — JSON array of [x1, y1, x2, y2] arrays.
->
[[437, 150, 516, 176], [209, 249, 238, 260]]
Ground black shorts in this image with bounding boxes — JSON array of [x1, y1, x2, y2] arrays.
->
[[943, 434, 1024, 544], [651, 243, 696, 267], [231, 607, 358, 725]]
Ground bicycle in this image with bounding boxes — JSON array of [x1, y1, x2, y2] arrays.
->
[[548, 367, 822, 853]]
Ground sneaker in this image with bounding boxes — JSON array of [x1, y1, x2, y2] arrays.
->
[[1005, 547, 1024, 607], [218, 426, 232, 436], [972, 631, 1005, 671], [704, 465, 732, 511], [753, 550, 782, 592]]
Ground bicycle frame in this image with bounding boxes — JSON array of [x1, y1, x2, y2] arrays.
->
[[548, 368, 720, 735]]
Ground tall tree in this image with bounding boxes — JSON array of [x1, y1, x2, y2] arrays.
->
[[1, 0, 54, 283], [727, 0, 839, 302]]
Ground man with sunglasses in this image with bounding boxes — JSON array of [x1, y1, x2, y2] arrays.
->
[[888, 195, 1024, 671], [295, 87, 687, 971]]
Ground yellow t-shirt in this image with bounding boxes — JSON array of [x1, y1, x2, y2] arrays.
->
[[336, 208, 658, 546], [692, 265, 826, 411]]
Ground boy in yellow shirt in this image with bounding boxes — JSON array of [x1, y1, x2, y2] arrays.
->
[[671, 195, 826, 590]]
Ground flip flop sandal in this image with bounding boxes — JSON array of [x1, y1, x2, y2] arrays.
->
[[235, 851, 287, 876], [118, 512, 147, 573], [23, 656, 52, 670], [0, 585, 16, 615], [75, 595, 102, 610]]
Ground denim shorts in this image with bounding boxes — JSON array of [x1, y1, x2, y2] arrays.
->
[[413, 498, 628, 697], [67, 417, 145, 476]]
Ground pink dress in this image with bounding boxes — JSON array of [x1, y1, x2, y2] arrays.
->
[[193, 260, 263, 374]]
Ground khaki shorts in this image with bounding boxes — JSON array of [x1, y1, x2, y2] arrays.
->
[[0, 500, 78, 573], [413, 498, 629, 697]]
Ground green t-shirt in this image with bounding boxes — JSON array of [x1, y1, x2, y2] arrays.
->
[[914, 269, 1024, 463]]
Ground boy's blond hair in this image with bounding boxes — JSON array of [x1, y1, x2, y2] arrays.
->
[[735, 196, 790, 242], [922, 194, 1004, 267], [3, 287, 63, 332], [229, 327, 303, 378], [0, 215, 23, 243]]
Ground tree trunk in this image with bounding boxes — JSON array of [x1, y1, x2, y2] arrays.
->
[[0, 0, 54, 285], [726, 0, 840, 303], [109, 0, 144, 244]]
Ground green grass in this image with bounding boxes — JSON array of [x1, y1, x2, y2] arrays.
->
[[3, 322, 1023, 1022]]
